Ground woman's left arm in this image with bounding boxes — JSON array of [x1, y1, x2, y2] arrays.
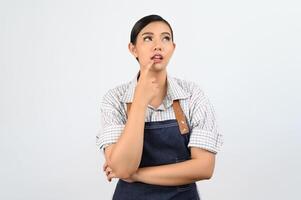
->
[[104, 85, 223, 185], [105, 147, 215, 186]]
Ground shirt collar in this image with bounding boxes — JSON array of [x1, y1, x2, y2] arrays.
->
[[120, 71, 190, 110]]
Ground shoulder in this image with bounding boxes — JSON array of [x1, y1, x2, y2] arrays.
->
[[171, 76, 208, 103], [101, 81, 131, 107]]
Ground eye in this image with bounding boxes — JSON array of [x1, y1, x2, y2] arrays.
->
[[143, 36, 152, 42], [163, 36, 171, 42]]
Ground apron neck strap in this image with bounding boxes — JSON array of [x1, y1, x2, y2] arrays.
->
[[126, 100, 189, 135], [172, 100, 189, 134]]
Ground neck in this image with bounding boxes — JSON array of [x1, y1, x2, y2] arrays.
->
[[152, 70, 167, 89]]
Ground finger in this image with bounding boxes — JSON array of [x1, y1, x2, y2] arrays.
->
[[103, 162, 108, 171], [105, 167, 112, 173], [105, 170, 112, 177], [146, 59, 155, 70], [141, 59, 154, 72], [105, 171, 114, 182], [107, 172, 116, 182], [108, 172, 116, 179], [105, 167, 112, 176], [105, 170, 109, 176]]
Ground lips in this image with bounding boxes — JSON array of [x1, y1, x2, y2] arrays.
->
[[151, 53, 163, 60]]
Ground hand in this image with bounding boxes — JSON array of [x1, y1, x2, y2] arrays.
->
[[133, 59, 160, 106], [103, 161, 139, 183], [103, 161, 115, 182]]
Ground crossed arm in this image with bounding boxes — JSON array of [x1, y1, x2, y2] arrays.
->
[[101, 94, 216, 186], [103, 144, 216, 186]]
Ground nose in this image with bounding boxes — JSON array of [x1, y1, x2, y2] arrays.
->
[[154, 46, 162, 51], [153, 40, 162, 51]]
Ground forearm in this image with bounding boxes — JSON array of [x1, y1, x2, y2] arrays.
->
[[108, 98, 147, 177], [134, 158, 214, 186]]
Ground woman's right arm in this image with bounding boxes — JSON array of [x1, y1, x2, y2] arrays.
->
[[104, 60, 157, 179]]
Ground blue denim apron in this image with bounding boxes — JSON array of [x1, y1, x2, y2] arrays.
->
[[112, 101, 200, 200]]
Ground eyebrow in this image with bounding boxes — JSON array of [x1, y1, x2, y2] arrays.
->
[[141, 32, 171, 36]]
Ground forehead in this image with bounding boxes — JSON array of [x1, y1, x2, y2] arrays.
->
[[139, 21, 171, 35]]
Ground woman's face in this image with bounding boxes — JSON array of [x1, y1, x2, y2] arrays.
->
[[129, 21, 176, 72]]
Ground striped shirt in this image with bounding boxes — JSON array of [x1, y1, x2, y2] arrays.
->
[[96, 72, 223, 154]]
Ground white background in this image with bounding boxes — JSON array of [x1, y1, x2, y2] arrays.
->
[[1, 0, 300, 199]]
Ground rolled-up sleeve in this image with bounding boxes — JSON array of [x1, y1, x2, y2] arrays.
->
[[96, 90, 125, 152], [188, 85, 223, 154]]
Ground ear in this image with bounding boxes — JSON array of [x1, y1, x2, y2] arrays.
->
[[128, 43, 138, 58]]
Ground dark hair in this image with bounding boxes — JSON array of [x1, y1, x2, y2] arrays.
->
[[130, 14, 174, 45]]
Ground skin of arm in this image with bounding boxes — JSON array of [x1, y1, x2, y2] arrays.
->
[[104, 60, 159, 179], [104, 98, 147, 179], [105, 147, 216, 186]]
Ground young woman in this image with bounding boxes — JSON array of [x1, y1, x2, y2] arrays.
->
[[96, 14, 223, 200]]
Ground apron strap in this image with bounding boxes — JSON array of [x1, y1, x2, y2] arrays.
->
[[172, 100, 189, 135], [126, 100, 189, 135]]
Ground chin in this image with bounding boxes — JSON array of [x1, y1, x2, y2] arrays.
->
[[152, 63, 167, 71]]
